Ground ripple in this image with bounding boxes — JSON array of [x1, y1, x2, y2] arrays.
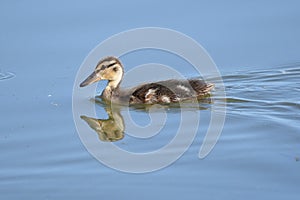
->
[[221, 64, 300, 125], [223, 97, 251, 103], [0, 71, 15, 81]]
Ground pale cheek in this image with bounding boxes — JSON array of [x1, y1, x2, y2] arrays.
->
[[100, 71, 108, 79], [108, 72, 115, 80], [111, 71, 121, 80]]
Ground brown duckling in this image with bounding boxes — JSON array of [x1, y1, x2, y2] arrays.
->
[[80, 56, 214, 104]]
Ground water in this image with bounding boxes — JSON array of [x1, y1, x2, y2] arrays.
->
[[1, 1, 300, 199]]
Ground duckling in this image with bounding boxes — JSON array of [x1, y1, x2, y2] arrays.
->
[[80, 56, 214, 104]]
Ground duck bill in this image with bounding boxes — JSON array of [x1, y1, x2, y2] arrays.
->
[[80, 72, 101, 87]]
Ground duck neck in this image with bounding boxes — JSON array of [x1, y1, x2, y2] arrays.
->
[[101, 66, 123, 101], [102, 80, 121, 100]]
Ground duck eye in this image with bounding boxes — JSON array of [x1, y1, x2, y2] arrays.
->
[[100, 65, 106, 70], [113, 67, 118, 72]]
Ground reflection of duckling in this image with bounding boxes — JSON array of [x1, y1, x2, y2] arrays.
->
[[80, 56, 214, 104], [80, 107, 124, 142]]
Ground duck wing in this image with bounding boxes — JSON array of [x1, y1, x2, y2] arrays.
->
[[129, 79, 213, 104]]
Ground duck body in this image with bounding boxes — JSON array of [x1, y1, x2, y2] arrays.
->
[[127, 79, 213, 104], [80, 56, 214, 105]]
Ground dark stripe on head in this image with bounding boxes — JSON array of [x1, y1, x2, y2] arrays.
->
[[107, 62, 117, 68], [95, 56, 120, 71]]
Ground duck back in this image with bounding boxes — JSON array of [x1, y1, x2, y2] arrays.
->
[[129, 79, 213, 104]]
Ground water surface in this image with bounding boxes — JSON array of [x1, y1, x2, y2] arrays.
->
[[1, 1, 300, 200]]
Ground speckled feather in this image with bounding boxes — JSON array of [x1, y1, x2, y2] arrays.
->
[[129, 79, 214, 104]]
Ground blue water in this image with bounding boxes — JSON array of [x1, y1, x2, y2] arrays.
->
[[1, 1, 300, 199]]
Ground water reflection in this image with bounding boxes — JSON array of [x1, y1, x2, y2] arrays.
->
[[80, 105, 125, 142], [81, 96, 213, 142]]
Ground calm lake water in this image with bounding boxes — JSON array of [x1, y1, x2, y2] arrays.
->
[[1, 1, 300, 200]]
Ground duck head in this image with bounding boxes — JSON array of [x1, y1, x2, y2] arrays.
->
[[80, 56, 124, 89]]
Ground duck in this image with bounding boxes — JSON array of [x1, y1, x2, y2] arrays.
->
[[80, 56, 214, 104]]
